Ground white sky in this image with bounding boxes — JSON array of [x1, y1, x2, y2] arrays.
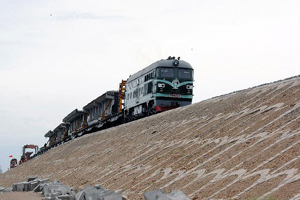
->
[[0, 0, 299, 172]]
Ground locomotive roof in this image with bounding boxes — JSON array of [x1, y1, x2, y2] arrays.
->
[[127, 59, 193, 83], [83, 90, 118, 110], [63, 109, 88, 123]]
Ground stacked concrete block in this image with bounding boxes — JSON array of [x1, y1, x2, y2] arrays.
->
[[99, 191, 123, 200], [15, 182, 28, 191], [10, 178, 123, 200], [34, 178, 51, 192], [144, 189, 165, 200], [75, 185, 123, 200], [79, 185, 101, 199], [30, 180, 39, 191], [24, 182, 31, 191], [43, 180, 75, 200], [12, 177, 50, 192], [144, 189, 190, 200], [74, 191, 85, 200]]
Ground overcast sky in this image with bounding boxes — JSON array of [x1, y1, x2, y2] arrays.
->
[[0, 0, 299, 172]]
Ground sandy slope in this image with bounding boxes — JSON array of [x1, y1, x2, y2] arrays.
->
[[0, 76, 300, 200], [0, 192, 43, 200]]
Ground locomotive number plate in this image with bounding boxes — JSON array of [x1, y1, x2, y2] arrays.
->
[[169, 94, 181, 98]]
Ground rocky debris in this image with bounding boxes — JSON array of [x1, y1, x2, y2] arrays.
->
[[144, 189, 165, 200], [144, 189, 190, 200], [12, 177, 50, 192], [10, 177, 126, 200], [75, 185, 124, 200], [8, 178, 191, 200], [43, 180, 75, 200], [0, 186, 12, 193]]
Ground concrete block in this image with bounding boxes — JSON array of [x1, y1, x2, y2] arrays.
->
[[82, 185, 105, 200], [15, 183, 21, 191], [43, 181, 73, 200], [4, 187, 12, 192], [0, 187, 5, 192], [81, 185, 122, 200], [95, 184, 105, 190], [33, 184, 41, 192], [30, 181, 39, 191], [43, 183, 52, 197], [40, 178, 50, 184], [24, 182, 30, 191], [156, 190, 190, 200], [12, 183, 17, 191], [169, 190, 190, 200], [50, 192, 60, 198], [100, 192, 122, 200], [144, 189, 165, 200], [57, 194, 74, 200], [35, 179, 41, 183], [70, 190, 76, 198], [28, 176, 38, 182], [156, 195, 170, 200], [75, 191, 85, 200], [16, 182, 26, 191]]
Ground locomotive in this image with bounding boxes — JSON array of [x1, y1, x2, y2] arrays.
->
[[42, 57, 194, 152], [124, 56, 194, 120]]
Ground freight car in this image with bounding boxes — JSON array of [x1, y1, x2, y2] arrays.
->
[[43, 57, 194, 151]]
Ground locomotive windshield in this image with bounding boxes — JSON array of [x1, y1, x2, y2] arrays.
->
[[178, 69, 192, 79], [160, 68, 174, 78], [157, 67, 193, 79]]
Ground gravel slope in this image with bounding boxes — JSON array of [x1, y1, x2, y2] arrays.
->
[[0, 192, 43, 200], [1, 76, 300, 200]]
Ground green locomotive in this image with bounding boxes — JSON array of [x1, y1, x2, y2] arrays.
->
[[124, 56, 194, 119]]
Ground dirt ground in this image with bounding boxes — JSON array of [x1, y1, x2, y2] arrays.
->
[[0, 192, 43, 200], [0, 76, 300, 200]]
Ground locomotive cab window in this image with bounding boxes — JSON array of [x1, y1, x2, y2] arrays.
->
[[152, 70, 155, 78], [178, 69, 192, 79], [159, 68, 174, 78]]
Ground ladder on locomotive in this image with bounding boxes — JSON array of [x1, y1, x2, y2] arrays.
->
[[118, 80, 127, 113]]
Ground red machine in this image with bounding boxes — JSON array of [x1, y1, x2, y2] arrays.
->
[[19, 144, 38, 165], [10, 158, 18, 168]]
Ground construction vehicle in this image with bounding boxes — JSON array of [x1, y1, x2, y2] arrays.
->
[[19, 144, 38, 165], [10, 158, 18, 168]]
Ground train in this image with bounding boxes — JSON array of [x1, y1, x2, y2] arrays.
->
[[41, 56, 194, 153]]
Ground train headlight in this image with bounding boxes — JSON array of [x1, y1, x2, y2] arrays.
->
[[173, 60, 179, 66], [186, 85, 193, 89], [158, 83, 165, 88]]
